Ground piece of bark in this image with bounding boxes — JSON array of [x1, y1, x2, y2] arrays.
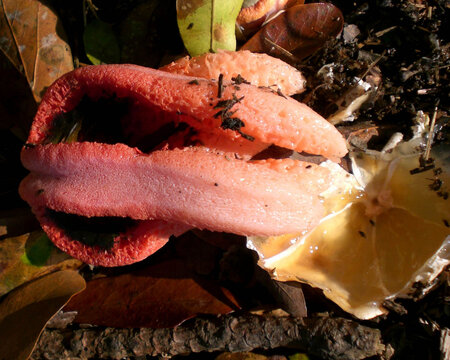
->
[[31, 314, 385, 360]]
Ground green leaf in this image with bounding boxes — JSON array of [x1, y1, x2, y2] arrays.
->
[[288, 354, 310, 360], [176, 0, 244, 56], [83, 19, 120, 65], [20, 233, 54, 266]]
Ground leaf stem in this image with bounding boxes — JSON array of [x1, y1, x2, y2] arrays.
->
[[210, 0, 215, 52]]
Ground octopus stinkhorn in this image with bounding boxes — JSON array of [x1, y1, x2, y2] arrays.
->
[[20, 55, 347, 267]]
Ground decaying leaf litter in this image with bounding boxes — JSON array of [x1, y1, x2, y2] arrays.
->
[[0, 0, 449, 359]]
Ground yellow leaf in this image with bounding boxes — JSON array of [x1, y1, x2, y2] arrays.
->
[[177, 0, 244, 56], [0, 270, 85, 360]]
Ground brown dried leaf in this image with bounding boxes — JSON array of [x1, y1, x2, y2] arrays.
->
[[346, 126, 379, 150], [0, 129, 31, 206], [0, 270, 85, 360], [0, 208, 39, 238], [0, 52, 36, 137], [271, 280, 307, 317], [0, 0, 73, 102], [254, 265, 307, 317], [236, 0, 303, 39], [64, 258, 240, 328], [0, 232, 83, 296], [241, 3, 344, 63]]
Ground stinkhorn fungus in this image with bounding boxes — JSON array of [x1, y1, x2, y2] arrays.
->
[[20, 61, 347, 267]]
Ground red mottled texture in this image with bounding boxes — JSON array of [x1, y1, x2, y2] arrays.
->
[[28, 64, 347, 159], [160, 50, 306, 96], [189, 130, 270, 160], [37, 210, 188, 267]]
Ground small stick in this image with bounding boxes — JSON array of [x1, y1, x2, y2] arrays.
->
[[31, 314, 385, 360], [424, 102, 439, 161], [217, 73, 224, 98], [375, 26, 397, 38], [360, 50, 386, 80], [263, 38, 298, 63]]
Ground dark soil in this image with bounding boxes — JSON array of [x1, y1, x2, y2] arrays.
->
[[300, 0, 449, 148]]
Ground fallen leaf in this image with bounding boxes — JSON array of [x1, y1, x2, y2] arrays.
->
[[0, 0, 73, 102], [288, 354, 310, 360], [236, 0, 303, 39], [254, 264, 307, 317], [0, 52, 36, 137], [0, 232, 82, 296], [0, 208, 39, 238], [83, 18, 120, 65], [270, 280, 307, 318], [241, 3, 343, 63], [0, 129, 31, 207], [215, 352, 269, 360], [177, 0, 244, 56], [0, 270, 85, 360], [346, 126, 379, 150], [118, 1, 160, 67], [119, 1, 184, 68], [64, 258, 240, 328]]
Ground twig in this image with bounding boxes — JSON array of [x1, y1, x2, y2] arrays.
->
[[375, 26, 397, 37], [31, 314, 385, 360], [360, 50, 386, 80], [424, 101, 439, 161], [263, 38, 298, 63], [83, 0, 99, 25]]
